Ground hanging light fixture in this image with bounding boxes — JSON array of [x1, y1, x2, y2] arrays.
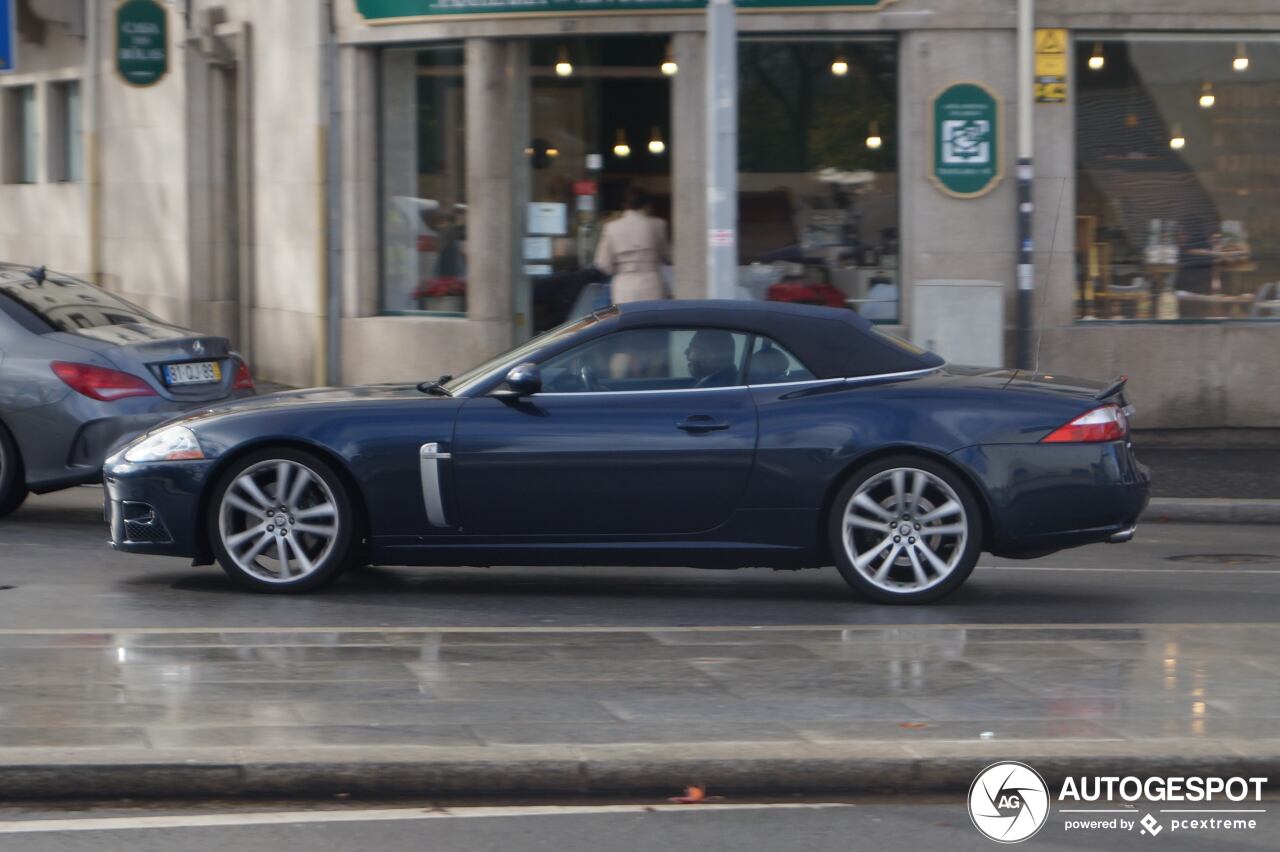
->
[[1233, 42, 1249, 72], [1199, 81, 1215, 108], [661, 43, 678, 77], [865, 120, 883, 150], [1169, 123, 1186, 150], [831, 51, 849, 77], [613, 129, 631, 158], [648, 127, 666, 155], [546, 146, 560, 158], [1088, 42, 1105, 71], [555, 46, 573, 77]]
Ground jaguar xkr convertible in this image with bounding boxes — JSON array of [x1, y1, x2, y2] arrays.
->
[[105, 301, 1149, 603]]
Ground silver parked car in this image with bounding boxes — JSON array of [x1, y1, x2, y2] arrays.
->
[[0, 264, 255, 517]]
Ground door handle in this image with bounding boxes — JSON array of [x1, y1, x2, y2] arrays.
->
[[677, 415, 730, 433]]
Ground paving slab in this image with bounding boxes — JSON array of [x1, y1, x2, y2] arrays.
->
[[0, 625, 1278, 800]]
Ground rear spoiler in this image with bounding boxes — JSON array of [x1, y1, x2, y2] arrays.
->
[[1095, 375, 1134, 416], [1094, 375, 1127, 401]]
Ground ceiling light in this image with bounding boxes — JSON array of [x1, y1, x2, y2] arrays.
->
[[1233, 43, 1249, 72], [613, 129, 630, 158], [661, 43, 677, 76], [555, 47, 573, 77], [831, 57, 849, 76], [865, 120, 882, 150], [1199, 81, 1215, 108], [1169, 124, 1186, 150], [1088, 42, 1105, 71], [648, 127, 665, 155]]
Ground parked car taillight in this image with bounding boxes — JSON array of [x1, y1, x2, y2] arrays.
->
[[51, 361, 158, 402], [1041, 404, 1128, 443], [232, 360, 255, 392]]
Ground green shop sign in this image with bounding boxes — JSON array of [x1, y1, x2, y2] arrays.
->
[[356, 0, 892, 19], [115, 0, 167, 87], [929, 81, 1002, 199]]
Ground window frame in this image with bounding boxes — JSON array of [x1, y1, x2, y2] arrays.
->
[[47, 79, 82, 183], [1073, 32, 1280, 325], [376, 43, 469, 318]]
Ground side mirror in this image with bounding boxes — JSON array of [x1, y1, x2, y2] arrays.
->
[[504, 363, 542, 397]]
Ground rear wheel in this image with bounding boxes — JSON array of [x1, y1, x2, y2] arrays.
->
[[0, 423, 29, 519], [829, 456, 982, 604], [207, 448, 353, 593]]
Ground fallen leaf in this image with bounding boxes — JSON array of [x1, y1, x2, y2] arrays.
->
[[668, 785, 707, 804]]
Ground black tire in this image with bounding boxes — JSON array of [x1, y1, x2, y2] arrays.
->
[[828, 454, 983, 604], [207, 447, 354, 593], [0, 423, 29, 519]]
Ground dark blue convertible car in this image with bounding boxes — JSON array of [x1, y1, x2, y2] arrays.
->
[[105, 301, 1149, 603]]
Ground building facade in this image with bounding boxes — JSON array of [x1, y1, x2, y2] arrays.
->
[[1, 0, 1277, 427]]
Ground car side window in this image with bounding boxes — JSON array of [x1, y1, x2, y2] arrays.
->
[[746, 336, 816, 384], [540, 328, 751, 393]]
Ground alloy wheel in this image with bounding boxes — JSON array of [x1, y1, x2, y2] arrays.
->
[[217, 459, 340, 583], [841, 466, 969, 594]]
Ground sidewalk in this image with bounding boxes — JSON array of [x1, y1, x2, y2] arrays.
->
[[1137, 446, 1280, 524], [1, 625, 1277, 799]]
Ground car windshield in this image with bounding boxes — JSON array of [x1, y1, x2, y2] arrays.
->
[[0, 269, 167, 334], [443, 308, 615, 396]]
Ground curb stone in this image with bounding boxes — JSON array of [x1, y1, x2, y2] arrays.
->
[[1, 743, 1277, 800], [1143, 498, 1280, 525]]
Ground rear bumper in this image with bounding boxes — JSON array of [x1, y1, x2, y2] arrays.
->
[[950, 440, 1150, 555], [16, 390, 252, 493], [103, 457, 214, 559]]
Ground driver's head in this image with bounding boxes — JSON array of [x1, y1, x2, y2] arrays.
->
[[686, 330, 735, 379]]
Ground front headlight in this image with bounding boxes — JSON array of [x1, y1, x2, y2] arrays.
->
[[124, 426, 205, 463]]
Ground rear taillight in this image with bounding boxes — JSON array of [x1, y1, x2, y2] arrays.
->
[[51, 361, 157, 402], [1041, 404, 1129, 443], [232, 360, 255, 391]]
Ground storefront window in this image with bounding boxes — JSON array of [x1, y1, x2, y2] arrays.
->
[[1076, 36, 1280, 321], [737, 37, 899, 322], [379, 45, 467, 314], [524, 37, 673, 333]]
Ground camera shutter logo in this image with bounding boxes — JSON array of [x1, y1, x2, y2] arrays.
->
[[969, 761, 1051, 843]]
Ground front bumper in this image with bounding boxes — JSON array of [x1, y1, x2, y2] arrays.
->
[[104, 457, 215, 559], [950, 440, 1151, 555]]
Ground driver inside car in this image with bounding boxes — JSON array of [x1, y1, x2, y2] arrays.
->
[[686, 330, 739, 388]]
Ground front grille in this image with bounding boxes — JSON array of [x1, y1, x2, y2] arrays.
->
[[125, 520, 171, 543]]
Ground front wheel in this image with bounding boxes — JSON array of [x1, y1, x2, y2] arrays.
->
[[207, 448, 354, 593], [829, 456, 983, 604]]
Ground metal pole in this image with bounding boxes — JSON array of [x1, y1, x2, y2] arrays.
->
[[705, 0, 737, 300], [86, 0, 102, 284], [321, 0, 342, 385], [1015, 0, 1034, 369]]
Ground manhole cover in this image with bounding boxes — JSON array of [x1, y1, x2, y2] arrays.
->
[[1166, 553, 1277, 565]]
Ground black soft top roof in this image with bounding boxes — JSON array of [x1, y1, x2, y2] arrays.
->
[[613, 300, 944, 379]]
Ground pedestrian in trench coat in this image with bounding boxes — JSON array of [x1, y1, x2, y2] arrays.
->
[[593, 188, 672, 304]]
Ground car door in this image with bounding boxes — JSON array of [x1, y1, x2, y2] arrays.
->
[[451, 327, 758, 537]]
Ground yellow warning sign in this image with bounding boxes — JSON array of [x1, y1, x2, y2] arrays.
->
[[1034, 28, 1069, 103], [1035, 53, 1066, 78], [1035, 28, 1067, 55], [1036, 81, 1067, 103]]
